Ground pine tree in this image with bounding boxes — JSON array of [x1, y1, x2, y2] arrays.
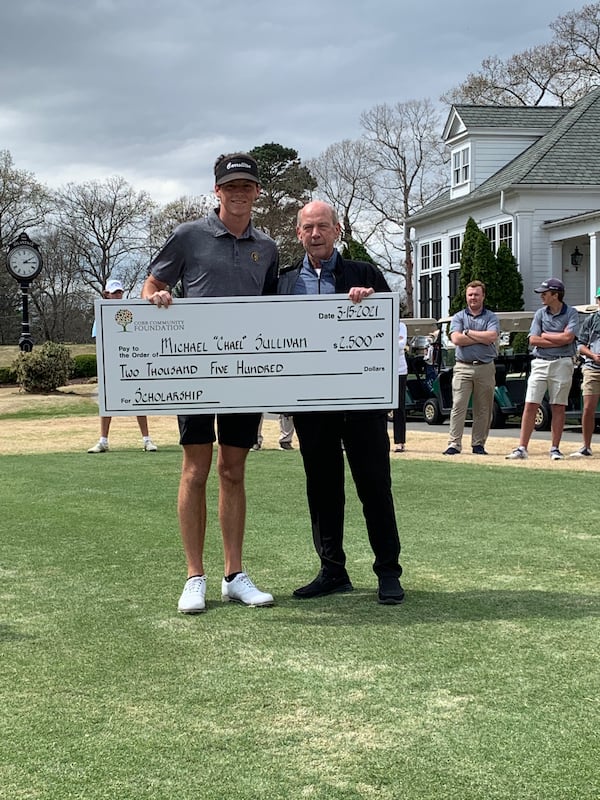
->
[[449, 216, 479, 313], [249, 143, 316, 266], [473, 230, 497, 308], [495, 243, 524, 311], [341, 238, 378, 265]]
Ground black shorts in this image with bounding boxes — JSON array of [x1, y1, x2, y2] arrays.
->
[[178, 413, 262, 449]]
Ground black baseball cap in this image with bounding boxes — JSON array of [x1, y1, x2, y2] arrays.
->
[[534, 278, 565, 293], [214, 154, 260, 186]]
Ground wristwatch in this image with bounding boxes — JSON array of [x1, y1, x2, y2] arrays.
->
[[464, 328, 470, 337]]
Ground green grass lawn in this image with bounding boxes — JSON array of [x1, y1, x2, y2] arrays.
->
[[1, 450, 599, 799]]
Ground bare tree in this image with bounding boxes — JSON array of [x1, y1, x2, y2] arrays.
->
[[0, 150, 51, 248], [443, 45, 580, 107], [444, 3, 600, 106], [29, 228, 96, 342], [307, 139, 377, 249], [359, 99, 448, 310], [150, 195, 215, 255], [54, 175, 156, 295], [552, 2, 600, 88], [0, 150, 52, 345]]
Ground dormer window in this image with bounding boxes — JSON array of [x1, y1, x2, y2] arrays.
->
[[452, 146, 470, 187]]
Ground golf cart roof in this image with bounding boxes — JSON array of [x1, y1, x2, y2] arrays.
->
[[403, 317, 438, 336], [573, 304, 597, 314], [495, 311, 534, 332], [438, 311, 534, 333]]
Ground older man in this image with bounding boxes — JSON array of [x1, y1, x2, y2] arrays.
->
[[278, 200, 404, 605]]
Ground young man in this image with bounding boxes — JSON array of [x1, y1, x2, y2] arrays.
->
[[142, 153, 279, 613], [443, 281, 500, 456], [277, 200, 404, 605], [506, 278, 578, 461], [570, 287, 600, 457], [88, 279, 158, 454]]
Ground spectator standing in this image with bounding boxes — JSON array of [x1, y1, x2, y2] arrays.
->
[[278, 414, 295, 450], [506, 278, 578, 461], [87, 279, 158, 454], [424, 331, 439, 390], [443, 281, 500, 456], [392, 319, 408, 453], [569, 288, 600, 457]]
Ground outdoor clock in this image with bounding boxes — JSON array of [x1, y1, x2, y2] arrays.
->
[[7, 234, 43, 282]]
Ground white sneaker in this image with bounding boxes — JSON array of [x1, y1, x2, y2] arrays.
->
[[550, 447, 564, 461], [143, 439, 158, 452], [569, 447, 592, 458], [88, 441, 108, 453], [178, 575, 207, 614], [505, 447, 527, 460], [221, 572, 274, 607]]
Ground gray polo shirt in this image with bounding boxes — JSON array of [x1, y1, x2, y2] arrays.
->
[[530, 303, 579, 359], [577, 310, 600, 370], [148, 209, 278, 298], [450, 307, 500, 363]]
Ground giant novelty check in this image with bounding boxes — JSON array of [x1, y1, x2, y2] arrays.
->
[[95, 294, 399, 415]]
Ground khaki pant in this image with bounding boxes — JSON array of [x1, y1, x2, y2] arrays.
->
[[447, 361, 496, 450]]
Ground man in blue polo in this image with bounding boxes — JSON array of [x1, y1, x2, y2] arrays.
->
[[506, 278, 579, 461], [443, 280, 500, 456]]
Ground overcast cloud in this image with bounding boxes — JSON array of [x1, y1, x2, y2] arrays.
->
[[0, 0, 582, 203]]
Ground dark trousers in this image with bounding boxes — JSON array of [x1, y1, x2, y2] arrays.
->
[[393, 374, 407, 445], [293, 410, 401, 579]]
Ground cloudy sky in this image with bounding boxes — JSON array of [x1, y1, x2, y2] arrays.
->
[[0, 0, 583, 203]]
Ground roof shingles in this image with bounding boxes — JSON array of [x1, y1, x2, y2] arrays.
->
[[410, 88, 600, 222]]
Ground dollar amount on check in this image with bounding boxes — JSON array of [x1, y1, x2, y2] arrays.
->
[[95, 293, 399, 415]]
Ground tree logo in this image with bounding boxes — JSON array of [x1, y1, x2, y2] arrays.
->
[[114, 308, 134, 332]]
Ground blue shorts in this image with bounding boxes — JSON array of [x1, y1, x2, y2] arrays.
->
[[178, 413, 262, 448]]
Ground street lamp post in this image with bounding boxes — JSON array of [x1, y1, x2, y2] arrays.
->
[[18, 282, 34, 352], [5, 232, 43, 352]]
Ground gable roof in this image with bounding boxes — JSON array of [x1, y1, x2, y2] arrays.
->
[[410, 87, 600, 223], [444, 105, 568, 139]]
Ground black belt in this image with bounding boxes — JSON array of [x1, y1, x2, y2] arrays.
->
[[534, 356, 571, 361], [456, 360, 492, 365]]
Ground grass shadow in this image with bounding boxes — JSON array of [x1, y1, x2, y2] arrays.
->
[[271, 588, 600, 626]]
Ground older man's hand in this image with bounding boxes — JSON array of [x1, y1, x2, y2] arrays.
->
[[348, 286, 375, 304]]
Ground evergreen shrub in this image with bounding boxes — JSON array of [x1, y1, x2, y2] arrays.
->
[[511, 332, 529, 353], [0, 366, 17, 384], [12, 342, 75, 393], [72, 354, 97, 379]]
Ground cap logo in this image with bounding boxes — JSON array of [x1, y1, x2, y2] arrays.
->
[[227, 160, 251, 171]]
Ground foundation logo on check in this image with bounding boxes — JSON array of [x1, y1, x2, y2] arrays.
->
[[114, 308, 134, 332]]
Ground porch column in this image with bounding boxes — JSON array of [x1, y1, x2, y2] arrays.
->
[[590, 231, 599, 302], [550, 241, 563, 279]]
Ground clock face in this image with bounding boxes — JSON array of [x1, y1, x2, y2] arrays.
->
[[7, 245, 42, 280]]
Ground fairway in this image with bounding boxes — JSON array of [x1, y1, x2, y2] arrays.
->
[[1, 429, 599, 798]]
